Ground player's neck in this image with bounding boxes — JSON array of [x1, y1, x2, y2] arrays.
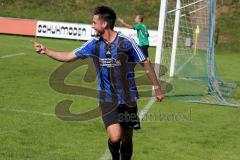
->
[[102, 29, 117, 44]]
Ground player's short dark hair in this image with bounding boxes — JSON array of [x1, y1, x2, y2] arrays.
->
[[93, 6, 116, 30]]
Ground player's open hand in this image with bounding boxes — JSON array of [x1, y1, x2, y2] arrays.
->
[[31, 40, 47, 55]]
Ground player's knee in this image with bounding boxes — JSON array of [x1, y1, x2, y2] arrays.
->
[[108, 131, 121, 143], [107, 124, 122, 143], [109, 134, 121, 143]]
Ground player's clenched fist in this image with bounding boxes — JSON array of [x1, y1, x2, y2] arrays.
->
[[31, 40, 48, 55]]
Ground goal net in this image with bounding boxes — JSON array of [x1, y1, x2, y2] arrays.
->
[[155, 0, 240, 107]]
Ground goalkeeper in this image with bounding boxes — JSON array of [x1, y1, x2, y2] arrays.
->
[[118, 15, 150, 58]]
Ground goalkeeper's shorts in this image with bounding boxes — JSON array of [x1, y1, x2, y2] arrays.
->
[[140, 45, 149, 58]]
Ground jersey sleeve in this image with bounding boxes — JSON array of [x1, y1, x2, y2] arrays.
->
[[133, 23, 141, 30], [127, 38, 147, 62], [73, 38, 96, 58]]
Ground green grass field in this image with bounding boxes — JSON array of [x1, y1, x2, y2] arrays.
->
[[1, 0, 240, 159], [0, 34, 240, 160]]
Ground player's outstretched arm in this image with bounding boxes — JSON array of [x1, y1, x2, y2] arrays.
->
[[117, 18, 134, 29], [142, 60, 165, 102], [31, 40, 77, 62]]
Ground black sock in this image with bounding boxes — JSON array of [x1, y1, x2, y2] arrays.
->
[[108, 139, 120, 160], [120, 140, 133, 160]]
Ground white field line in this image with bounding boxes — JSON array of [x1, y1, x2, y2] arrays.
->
[[99, 149, 111, 160], [0, 108, 55, 117], [0, 108, 98, 118], [138, 97, 156, 121], [0, 52, 26, 59], [138, 54, 196, 122]]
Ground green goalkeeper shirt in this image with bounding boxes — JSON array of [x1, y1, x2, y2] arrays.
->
[[133, 23, 149, 46]]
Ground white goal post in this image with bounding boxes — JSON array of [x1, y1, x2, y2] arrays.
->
[[155, 0, 209, 78]]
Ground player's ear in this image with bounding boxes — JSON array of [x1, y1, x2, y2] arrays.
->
[[102, 21, 108, 28]]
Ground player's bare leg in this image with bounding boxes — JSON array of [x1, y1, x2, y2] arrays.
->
[[107, 124, 122, 160]]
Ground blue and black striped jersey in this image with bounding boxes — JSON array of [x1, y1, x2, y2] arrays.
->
[[73, 32, 147, 104]]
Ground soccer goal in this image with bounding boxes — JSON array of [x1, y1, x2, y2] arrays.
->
[[155, 0, 240, 107]]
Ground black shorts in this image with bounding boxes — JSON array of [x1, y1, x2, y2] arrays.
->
[[140, 45, 149, 58], [99, 102, 141, 130]]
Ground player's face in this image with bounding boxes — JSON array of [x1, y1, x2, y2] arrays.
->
[[135, 16, 140, 23], [92, 15, 107, 36]]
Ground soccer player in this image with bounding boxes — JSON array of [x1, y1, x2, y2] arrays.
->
[[32, 6, 164, 160], [118, 15, 150, 58]]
